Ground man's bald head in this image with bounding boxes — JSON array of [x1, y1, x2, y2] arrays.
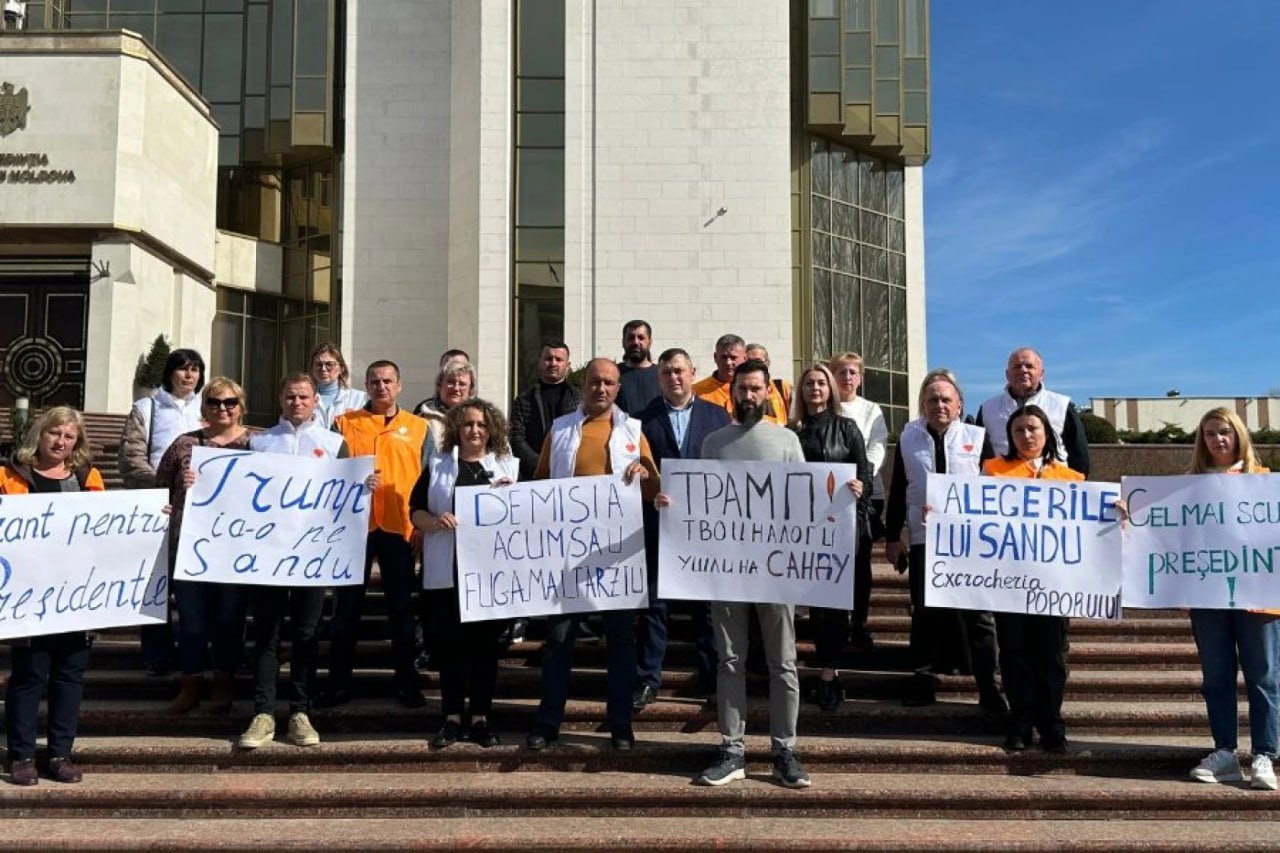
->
[[1006, 347, 1045, 400], [582, 358, 621, 416]]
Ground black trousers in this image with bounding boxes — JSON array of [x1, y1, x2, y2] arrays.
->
[[328, 529, 419, 693], [908, 544, 999, 694], [429, 588, 506, 718], [251, 585, 326, 714], [5, 632, 90, 761], [851, 531, 874, 629], [995, 612, 1069, 740]]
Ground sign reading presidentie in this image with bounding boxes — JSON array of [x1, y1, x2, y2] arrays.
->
[[174, 447, 372, 587], [658, 460, 859, 608], [454, 475, 647, 622], [1122, 474, 1280, 609], [924, 474, 1123, 618], [0, 489, 170, 640]]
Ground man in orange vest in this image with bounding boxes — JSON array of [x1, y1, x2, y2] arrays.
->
[[693, 334, 788, 426], [317, 359, 430, 709]]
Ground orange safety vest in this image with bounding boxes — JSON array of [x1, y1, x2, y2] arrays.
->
[[0, 464, 106, 493], [692, 375, 789, 426], [333, 407, 428, 539], [982, 457, 1085, 482]]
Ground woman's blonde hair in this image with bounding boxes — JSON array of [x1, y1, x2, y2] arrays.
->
[[14, 406, 93, 471], [203, 376, 248, 425], [1191, 407, 1262, 473], [789, 362, 838, 424]]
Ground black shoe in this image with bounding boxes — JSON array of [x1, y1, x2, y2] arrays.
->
[[7, 758, 37, 787], [704, 693, 717, 709], [816, 677, 844, 712], [414, 650, 434, 673], [144, 660, 171, 678], [1004, 732, 1029, 752], [47, 757, 83, 784], [431, 719, 464, 749], [526, 729, 557, 750], [632, 683, 658, 711], [469, 720, 500, 748], [611, 729, 636, 751], [1041, 734, 1069, 754], [314, 688, 353, 709], [396, 687, 427, 709]]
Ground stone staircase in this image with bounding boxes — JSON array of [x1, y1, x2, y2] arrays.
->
[[1, 560, 1277, 850]]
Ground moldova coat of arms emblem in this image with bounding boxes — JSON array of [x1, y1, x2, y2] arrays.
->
[[0, 82, 31, 137]]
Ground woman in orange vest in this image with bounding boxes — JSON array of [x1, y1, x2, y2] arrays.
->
[[982, 404, 1083, 753], [2, 406, 105, 786]]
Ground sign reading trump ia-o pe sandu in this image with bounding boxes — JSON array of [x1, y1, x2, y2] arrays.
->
[[454, 475, 648, 622], [1122, 474, 1280, 609], [173, 447, 373, 587], [0, 489, 170, 640], [657, 459, 860, 609], [924, 474, 1123, 619]]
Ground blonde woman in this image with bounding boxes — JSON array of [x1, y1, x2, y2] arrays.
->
[[308, 342, 367, 428], [2, 407, 105, 786]]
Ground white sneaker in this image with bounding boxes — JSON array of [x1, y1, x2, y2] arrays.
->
[[1190, 749, 1242, 784], [1251, 755, 1277, 791], [287, 712, 321, 747], [238, 713, 276, 749]]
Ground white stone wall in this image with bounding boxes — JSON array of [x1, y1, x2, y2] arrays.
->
[[562, 0, 794, 367], [341, 0, 454, 405], [214, 230, 283, 295], [905, 165, 927, 395], [1092, 397, 1280, 433]]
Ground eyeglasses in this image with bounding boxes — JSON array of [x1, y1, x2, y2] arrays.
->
[[312, 360, 340, 370], [205, 397, 241, 410]]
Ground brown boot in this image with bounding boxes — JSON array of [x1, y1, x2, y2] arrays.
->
[[209, 671, 235, 713], [168, 675, 203, 715]]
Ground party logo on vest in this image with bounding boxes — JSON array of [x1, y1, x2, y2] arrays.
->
[[0, 83, 30, 137]]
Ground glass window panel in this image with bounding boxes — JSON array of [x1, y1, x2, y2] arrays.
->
[[831, 273, 861, 355], [844, 0, 870, 29], [832, 237, 855, 275], [518, 0, 565, 78], [810, 138, 830, 195], [295, 0, 328, 76], [859, 211, 885, 247], [71, 0, 109, 10], [518, 79, 565, 112], [218, 136, 240, 166], [891, 371, 909, 409], [829, 151, 847, 200], [888, 218, 905, 252], [216, 287, 245, 311], [889, 286, 907, 372], [201, 14, 243, 101], [832, 201, 858, 240], [810, 195, 830, 233], [875, 0, 898, 41], [838, 149, 859, 202], [514, 261, 565, 291], [244, 94, 266, 127], [858, 155, 885, 210], [875, 80, 900, 113], [813, 268, 832, 360], [211, 312, 243, 379], [246, 316, 280, 417], [211, 103, 241, 134], [244, 3, 268, 94], [808, 57, 840, 92], [111, 0, 155, 12], [809, 20, 839, 55], [862, 367, 890, 405], [843, 32, 870, 65], [519, 112, 565, 147], [270, 0, 293, 85], [159, 0, 202, 10], [903, 91, 927, 124], [862, 280, 890, 369], [515, 227, 566, 263], [903, 57, 927, 89], [294, 76, 327, 111], [888, 250, 905, 285], [155, 13, 202, 85], [809, 0, 836, 16], [862, 245, 888, 281], [875, 45, 898, 74], [516, 148, 565, 228], [65, 12, 109, 27], [886, 166, 904, 218], [270, 85, 291, 119], [887, 406, 907, 436], [207, 0, 247, 11], [843, 68, 872, 101], [812, 230, 831, 270], [110, 13, 156, 43], [904, 0, 926, 57], [514, 290, 565, 393]]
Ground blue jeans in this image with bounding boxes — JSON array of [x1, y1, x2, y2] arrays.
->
[[5, 632, 90, 761], [1190, 609, 1280, 757], [535, 610, 636, 737], [173, 579, 248, 676]]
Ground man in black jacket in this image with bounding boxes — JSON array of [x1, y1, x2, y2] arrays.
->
[[509, 343, 580, 481]]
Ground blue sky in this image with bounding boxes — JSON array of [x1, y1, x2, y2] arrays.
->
[[926, 1, 1279, 406]]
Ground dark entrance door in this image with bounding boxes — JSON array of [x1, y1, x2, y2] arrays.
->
[[0, 258, 91, 410]]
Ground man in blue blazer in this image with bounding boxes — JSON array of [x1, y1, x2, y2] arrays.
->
[[633, 347, 732, 710]]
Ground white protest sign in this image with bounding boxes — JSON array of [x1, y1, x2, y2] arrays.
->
[[924, 473, 1123, 619], [0, 489, 169, 640], [174, 446, 373, 587], [1122, 474, 1280, 609], [657, 460, 859, 608], [453, 475, 648, 622]]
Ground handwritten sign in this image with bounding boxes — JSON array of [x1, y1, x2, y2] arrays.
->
[[657, 460, 859, 608], [1122, 474, 1280, 609], [0, 489, 169, 640], [174, 447, 373, 587], [924, 474, 1123, 618], [454, 475, 647, 622]]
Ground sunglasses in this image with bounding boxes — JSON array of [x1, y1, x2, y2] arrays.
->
[[312, 360, 340, 370], [205, 397, 241, 410]]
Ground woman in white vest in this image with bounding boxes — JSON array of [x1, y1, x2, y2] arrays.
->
[[117, 347, 207, 677], [884, 369, 1006, 717], [409, 398, 519, 749], [308, 342, 368, 429], [237, 373, 350, 752]]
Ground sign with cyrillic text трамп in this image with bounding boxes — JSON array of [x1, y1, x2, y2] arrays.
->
[[924, 473, 1123, 619], [0, 489, 169, 640], [174, 447, 372, 587], [658, 459, 859, 608], [1122, 474, 1280, 609], [454, 474, 647, 622]]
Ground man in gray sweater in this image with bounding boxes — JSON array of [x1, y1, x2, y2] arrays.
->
[[663, 358, 810, 789]]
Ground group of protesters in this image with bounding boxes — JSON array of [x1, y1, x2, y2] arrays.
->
[[2, 327, 1276, 793]]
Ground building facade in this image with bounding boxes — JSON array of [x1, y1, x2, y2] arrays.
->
[[1092, 396, 1280, 434], [2, 0, 929, 430]]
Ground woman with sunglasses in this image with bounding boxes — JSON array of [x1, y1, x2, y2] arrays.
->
[[308, 342, 367, 428], [155, 378, 253, 715]]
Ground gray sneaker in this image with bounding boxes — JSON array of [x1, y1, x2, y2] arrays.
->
[[238, 713, 276, 749], [772, 748, 811, 788], [694, 750, 746, 786], [287, 712, 321, 747]]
